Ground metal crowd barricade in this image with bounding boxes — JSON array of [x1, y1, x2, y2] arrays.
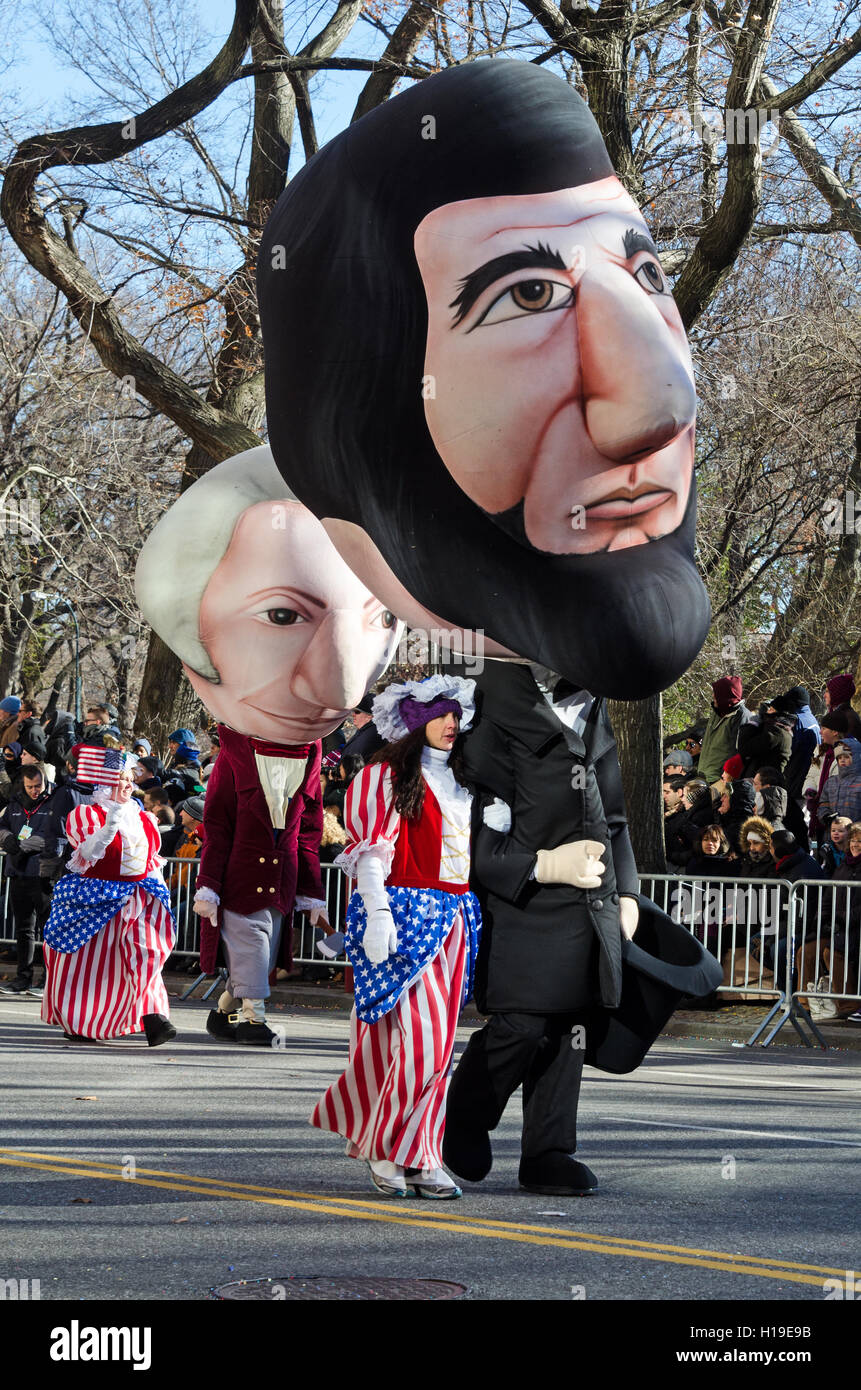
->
[[788, 879, 861, 1046], [638, 874, 808, 1048]]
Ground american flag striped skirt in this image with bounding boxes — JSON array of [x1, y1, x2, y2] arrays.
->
[[311, 914, 467, 1170], [41, 887, 175, 1039]]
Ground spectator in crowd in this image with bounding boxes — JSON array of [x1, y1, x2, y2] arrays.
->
[[41, 708, 79, 772], [131, 757, 165, 798], [21, 745, 55, 786], [162, 733, 205, 807], [320, 796, 347, 864], [132, 736, 153, 759], [771, 829, 823, 884], [663, 774, 691, 867], [773, 685, 819, 801], [0, 742, 22, 807], [830, 822, 861, 982], [685, 729, 704, 772], [737, 700, 795, 779], [663, 748, 693, 777], [698, 676, 754, 784], [721, 753, 744, 784], [141, 788, 176, 847], [338, 695, 385, 767], [824, 672, 861, 740], [798, 821, 861, 1018], [0, 764, 84, 996], [807, 711, 850, 839], [819, 816, 853, 877], [80, 704, 122, 747], [736, 816, 776, 877], [818, 739, 861, 826], [754, 765, 808, 849], [166, 796, 205, 899], [685, 824, 732, 877], [200, 726, 220, 782], [664, 779, 710, 869], [0, 697, 22, 749], [718, 777, 757, 856], [15, 700, 48, 762]]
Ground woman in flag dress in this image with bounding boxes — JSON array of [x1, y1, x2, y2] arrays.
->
[[311, 675, 480, 1199], [41, 747, 177, 1045]]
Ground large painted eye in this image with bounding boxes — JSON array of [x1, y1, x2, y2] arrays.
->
[[633, 258, 667, 295], [477, 278, 574, 327], [265, 608, 304, 626]]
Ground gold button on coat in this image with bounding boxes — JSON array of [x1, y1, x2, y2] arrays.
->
[[269, 887, 275, 893], [256, 886, 263, 893], [259, 857, 265, 863]]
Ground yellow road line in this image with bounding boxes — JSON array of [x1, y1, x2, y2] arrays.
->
[[0, 1146, 846, 1276], [0, 1149, 852, 1289]]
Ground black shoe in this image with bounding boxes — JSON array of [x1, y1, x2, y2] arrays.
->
[[0, 978, 31, 994], [206, 1008, 239, 1041], [234, 1020, 278, 1046], [142, 1013, 177, 1048], [442, 1118, 492, 1183], [519, 1152, 598, 1196]]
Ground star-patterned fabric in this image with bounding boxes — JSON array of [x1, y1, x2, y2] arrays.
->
[[346, 884, 481, 1023], [43, 874, 175, 954]]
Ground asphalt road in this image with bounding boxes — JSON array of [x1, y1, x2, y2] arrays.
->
[[1, 992, 858, 1304]]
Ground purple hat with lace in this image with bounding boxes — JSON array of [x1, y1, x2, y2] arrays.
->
[[372, 674, 476, 743]]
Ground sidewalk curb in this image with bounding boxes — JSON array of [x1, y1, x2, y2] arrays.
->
[[165, 974, 861, 1053]]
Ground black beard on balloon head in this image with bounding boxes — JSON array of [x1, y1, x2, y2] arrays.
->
[[258, 59, 711, 701]]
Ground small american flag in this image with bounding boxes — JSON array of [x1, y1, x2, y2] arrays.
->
[[75, 745, 132, 788]]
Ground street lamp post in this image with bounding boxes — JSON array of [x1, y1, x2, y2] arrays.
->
[[62, 601, 82, 725]]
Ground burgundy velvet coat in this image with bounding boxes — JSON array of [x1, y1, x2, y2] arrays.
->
[[196, 724, 324, 973]]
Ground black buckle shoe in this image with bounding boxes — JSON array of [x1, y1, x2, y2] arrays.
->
[[142, 1013, 177, 1048], [234, 1020, 278, 1046], [519, 1152, 598, 1196], [206, 1008, 239, 1041]]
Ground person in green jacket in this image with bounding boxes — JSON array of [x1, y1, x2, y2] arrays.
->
[[698, 677, 754, 785]]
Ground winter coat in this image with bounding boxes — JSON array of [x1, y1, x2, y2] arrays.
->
[[0, 781, 85, 880], [737, 712, 794, 778], [683, 851, 732, 878], [16, 717, 47, 762], [79, 721, 122, 748], [757, 784, 788, 831], [785, 724, 818, 802], [818, 738, 861, 824], [736, 815, 776, 878], [698, 702, 753, 785], [718, 779, 757, 855], [42, 710, 79, 770], [830, 852, 861, 950], [664, 807, 698, 868], [457, 661, 637, 1014]]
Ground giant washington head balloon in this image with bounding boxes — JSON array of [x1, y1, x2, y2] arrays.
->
[[135, 447, 401, 742], [258, 60, 710, 698]]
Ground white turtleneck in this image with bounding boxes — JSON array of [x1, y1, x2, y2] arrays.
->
[[420, 745, 472, 883]]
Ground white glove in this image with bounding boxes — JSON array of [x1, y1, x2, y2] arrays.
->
[[482, 798, 512, 833], [534, 839, 606, 888], [363, 907, 398, 964], [193, 890, 219, 923], [620, 895, 639, 940], [103, 801, 124, 827], [310, 906, 330, 929]]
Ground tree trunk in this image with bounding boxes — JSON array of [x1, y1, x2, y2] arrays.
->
[[607, 693, 666, 873]]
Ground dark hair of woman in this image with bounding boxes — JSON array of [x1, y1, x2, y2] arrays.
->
[[699, 824, 729, 855], [370, 728, 468, 821]]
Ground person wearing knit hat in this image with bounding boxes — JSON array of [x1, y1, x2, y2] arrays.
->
[[0, 696, 22, 751], [824, 673, 861, 740], [818, 738, 861, 826], [697, 677, 754, 784], [311, 675, 480, 1199], [38, 747, 177, 1045], [773, 685, 820, 802]]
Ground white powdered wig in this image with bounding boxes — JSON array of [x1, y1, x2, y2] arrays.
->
[[135, 445, 297, 683]]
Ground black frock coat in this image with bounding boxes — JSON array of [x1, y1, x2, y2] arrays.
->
[[456, 662, 639, 1014]]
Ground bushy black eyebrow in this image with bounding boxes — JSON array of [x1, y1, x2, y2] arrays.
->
[[624, 227, 661, 261], [449, 241, 567, 326]]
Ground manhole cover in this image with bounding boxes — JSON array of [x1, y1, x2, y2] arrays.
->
[[211, 1276, 467, 1301]]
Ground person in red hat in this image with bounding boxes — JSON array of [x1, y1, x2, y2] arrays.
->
[[697, 677, 754, 784], [824, 673, 861, 740]]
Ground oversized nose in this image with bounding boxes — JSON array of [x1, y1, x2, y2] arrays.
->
[[577, 265, 696, 462], [291, 611, 374, 711]]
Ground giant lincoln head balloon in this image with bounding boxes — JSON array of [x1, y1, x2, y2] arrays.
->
[[135, 447, 401, 742], [258, 59, 710, 699]]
